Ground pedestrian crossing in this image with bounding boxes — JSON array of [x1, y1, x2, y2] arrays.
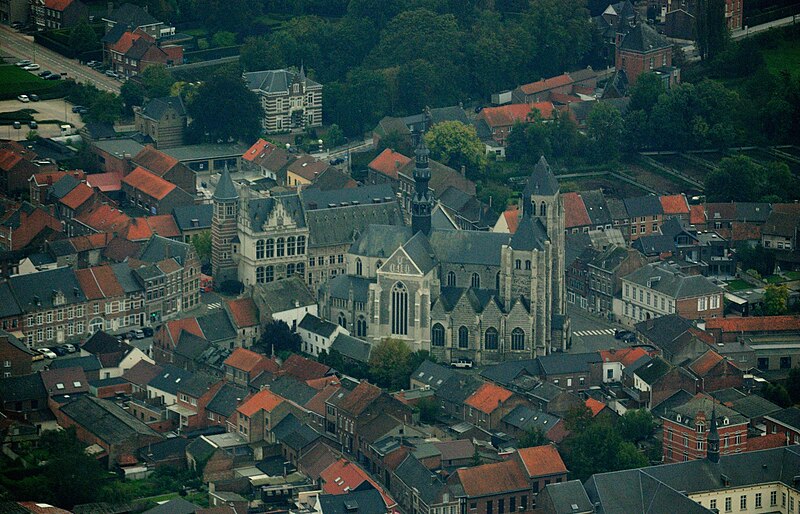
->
[[573, 328, 616, 337], [207, 302, 222, 310]]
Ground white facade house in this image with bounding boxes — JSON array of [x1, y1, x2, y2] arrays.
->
[[297, 313, 347, 357]]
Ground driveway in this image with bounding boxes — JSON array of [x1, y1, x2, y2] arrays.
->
[[0, 97, 84, 140]]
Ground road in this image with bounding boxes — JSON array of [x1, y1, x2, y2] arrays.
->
[[567, 304, 632, 353], [0, 25, 120, 94]]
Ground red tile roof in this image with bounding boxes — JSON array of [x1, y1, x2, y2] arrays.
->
[[660, 194, 689, 215], [86, 171, 122, 192], [44, 0, 73, 11], [75, 265, 125, 300], [516, 444, 568, 477], [563, 192, 591, 228], [549, 92, 583, 105], [1, 204, 62, 250], [224, 348, 278, 373], [226, 298, 259, 328], [68, 232, 113, 252], [133, 146, 178, 176], [336, 381, 381, 416], [455, 459, 529, 497], [123, 215, 180, 241], [287, 155, 329, 182], [242, 139, 269, 162], [585, 398, 606, 417], [479, 102, 555, 128], [501, 206, 520, 234], [598, 347, 650, 367], [306, 376, 340, 391], [368, 149, 412, 180], [464, 383, 513, 415], [75, 202, 131, 233], [688, 350, 724, 377], [747, 433, 786, 451], [59, 182, 94, 210], [731, 222, 761, 242], [31, 170, 85, 186], [704, 316, 800, 333], [111, 31, 143, 54], [306, 383, 342, 416], [237, 389, 283, 417], [164, 318, 204, 345], [320, 459, 396, 508], [122, 167, 175, 200], [242, 138, 291, 171], [519, 73, 574, 95], [281, 354, 330, 381], [690, 204, 705, 225]]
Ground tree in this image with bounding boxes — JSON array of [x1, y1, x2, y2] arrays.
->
[[368, 338, 412, 390], [618, 409, 655, 443], [120, 80, 146, 113], [86, 91, 122, 124], [695, 0, 728, 61], [424, 121, 487, 177], [564, 405, 593, 433], [586, 102, 623, 162], [191, 230, 211, 261], [705, 155, 765, 202], [417, 396, 439, 424], [324, 124, 345, 148], [628, 72, 664, 114], [68, 22, 99, 55], [139, 64, 175, 99], [561, 422, 648, 482], [187, 69, 264, 143], [764, 284, 789, 316], [212, 31, 236, 47], [255, 320, 301, 355], [762, 383, 792, 407], [518, 427, 547, 448], [240, 37, 279, 72], [735, 243, 775, 278]]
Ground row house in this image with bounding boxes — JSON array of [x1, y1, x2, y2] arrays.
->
[[241, 138, 292, 181], [45, 232, 115, 269], [205, 381, 248, 431], [625, 354, 698, 409], [765, 407, 800, 446], [121, 167, 193, 216], [475, 101, 555, 147], [30, 0, 87, 29], [391, 455, 459, 514], [132, 235, 201, 319], [108, 29, 183, 78], [75, 264, 145, 334], [29, 170, 85, 205], [131, 145, 196, 195], [81, 330, 152, 379], [0, 330, 34, 378], [222, 347, 277, 387], [234, 388, 298, 446], [133, 97, 187, 150], [170, 372, 224, 432], [587, 246, 646, 315], [0, 142, 56, 195], [623, 195, 664, 242], [0, 200, 62, 252], [463, 382, 527, 430]]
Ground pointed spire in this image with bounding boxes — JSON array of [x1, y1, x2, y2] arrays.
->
[[213, 163, 238, 201], [707, 403, 720, 463], [299, 62, 306, 82], [523, 156, 559, 198], [411, 111, 433, 236]]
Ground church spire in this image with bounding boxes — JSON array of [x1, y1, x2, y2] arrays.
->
[[707, 404, 720, 463], [213, 164, 238, 202], [411, 111, 433, 236]]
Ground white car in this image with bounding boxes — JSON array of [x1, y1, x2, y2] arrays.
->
[[23, 63, 40, 71], [37, 348, 57, 359], [15, 59, 32, 67], [17, 95, 30, 103]]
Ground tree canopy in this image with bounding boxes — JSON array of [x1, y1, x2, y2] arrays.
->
[[187, 68, 264, 143], [255, 320, 301, 355], [424, 121, 487, 177]]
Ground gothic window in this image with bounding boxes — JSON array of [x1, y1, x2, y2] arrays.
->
[[256, 240, 265, 259], [496, 272, 501, 290], [525, 260, 531, 270], [287, 263, 295, 276], [447, 271, 456, 287], [431, 323, 445, 347], [256, 266, 265, 283], [458, 326, 469, 349], [287, 236, 296, 256], [515, 259, 521, 270], [471, 273, 480, 289], [296, 236, 306, 255], [265, 266, 274, 283], [338, 312, 346, 328], [391, 282, 408, 336], [356, 258, 363, 276], [276, 238, 285, 257], [511, 328, 525, 350], [540, 202, 546, 217], [356, 316, 367, 337], [485, 327, 498, 350], [266, 238, 274, 258]]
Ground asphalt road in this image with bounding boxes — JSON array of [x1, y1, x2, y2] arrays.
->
[[0, 25, 121, 94], [567, 304, 632, 353]]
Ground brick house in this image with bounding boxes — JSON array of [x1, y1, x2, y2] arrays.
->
[[661, 394, 747, 463], [234, 388, 296, 444], [512, 73, 575, 104], [764, 407, 800, 446], [241, 138, 293, 181], [463, 382, 526, 430], [30, 0, 87, 29], [536, 352, 603, 393], [222, 347, 278, 387], [449, 458, 534, 514], [0, 144, 56, 196], [587, 246, 647, 315], [224, 298, 261, 348], [514, 445, 569, 496], [243, 68, 323, 133], [0, 330, 34, 378], [687, 350, 744, 393], [624, 195, 664, 242], [121, 167, 193, 215], [170, 372, 223, 431], [0, 201, 62, 252], [29, 170, 85, 206], [627, 355, 698, 409], [75, 265, 145, 336], [109, 31, 183, 79], [132, 145, 196, 194], [615, 23, 678, 87], [475, 102, 555, 147], [134, 97, 187, 149]]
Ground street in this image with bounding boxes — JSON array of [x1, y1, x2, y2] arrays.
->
[[0, 25, 120, 94], [567, 304, 631, 353]]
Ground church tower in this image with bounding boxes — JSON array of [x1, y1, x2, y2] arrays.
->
[[411, 129, 433, 236], [707, 405, 720, 463], [211, 165, 239, 283]]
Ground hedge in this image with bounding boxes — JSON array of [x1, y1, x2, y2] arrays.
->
[[183, 45, 241, 64]]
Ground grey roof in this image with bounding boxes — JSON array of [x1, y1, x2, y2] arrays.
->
[[206, 383, 247, 417], [624, 262, 722, 299], [0, 373, 46, 402], [668, 395, 747, 426], [581, 190, 612, 225], [49, 355, 102, 373], [141, 498, 199, 514], [148, 365, 194, 395], [326, 274, 373, 303], [8, 267, 85, 310], [632, 234, 676, 256], [268, 375, 317, 406], [91, 138, 145, 159], [403, 105, 470, 131], [103, 2, 161, 26], [349, 224, 412, 258], [331, 334, 372, 363], [431, 205, 458, 230], [402, 231, 436, 274], [501, 405, 561, 435], [140, 96, 185, 121], [101, 21, 129, 44], [246, 194, 305, 229], [60, 395, 161, 445], [735, 202, 770, 223], [624, 195, 664, 217], [523, 156, 559, 197], [299, 313, 339, 338], [620, 22, 670, 52], [82, 121, 117, 140], [138, 436, 190, 463], [510, 216, 548, 251], [633, 356, 672, 385], [178, 372, 219, 398], [651, 389, 695, 418], [253, 276, 315, 315], [412, 360, 455, 390], [428, 229, 512, 266], [213, 165, 238, 201], [0, 329, 32, 356], [161, 142, 250, 161], [172, 204, 212, 232], [541, 480, 593, 514], [606, 197, 628, 221], [537, 352, 601, 375], [394, 455, 449, 506], [47, 174, 79, 200], [306, 199, 403, 249], [766, 406, 800, 431], [635, 313, 693, 348], [565, 233, 594, 267], [196, 310, 237, 344], [589, 246, 630, 271], [137, 235, 190, 264], [436, 374, 482, 404], [318, 486, 386, 514], [282, 423, 321, 452], [435, 287, 503, 314], [481, 359, 542, 386], [437, 186, 498, 227], [243, 69, 321, 94], [302, 184, 394, 210], [728, 394, 782, 420]]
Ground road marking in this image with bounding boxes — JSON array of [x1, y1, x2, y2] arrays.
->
[[207, 302, 222, 309], [573, 328, 616, 337]]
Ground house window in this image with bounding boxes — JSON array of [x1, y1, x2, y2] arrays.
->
[[256, 239, 265, 259], [296, 235, 306, 254], [511, 328, 525, 350], [525, 260, 531, 270], [740, 495, 746, 510], [287, 236, 296, 256], [458, 326, 469, 349], [698, 297, 707, 311], [266, 238, 274, 257], [725, 497, 732, 512], [265, 266, 274, 283], [771, 491, 777, 507], [755, 493, 762, 509], [515, 259, 521, 269], [256, 267, 265, 283], [447, 271, 456, 287], [471, 273, 480, 289], [431, 323, 445, 346], [391, 282, 408, 336], [276, 238, 285, 257], [485, 327, 498, 350]]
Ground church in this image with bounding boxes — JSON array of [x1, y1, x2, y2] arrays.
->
[[211, 134, 567, 364]]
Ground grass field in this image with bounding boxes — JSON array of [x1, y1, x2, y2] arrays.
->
[[0, 65, 55, 99], [763, 39, 800, 79], [725, 279, 753, 292]]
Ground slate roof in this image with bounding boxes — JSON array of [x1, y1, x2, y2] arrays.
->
[[243, 69, 321, 94], [8, 267, 85, 310], [306, 199, 402, 249], [206, 383, 247, 418], [502, 405, 561, 435], [213, 165, 238, 201], [317, 486, 387, 514], [632, 234, 676, 256], [298, 313, 339, 338], [541, 480, 593, 514], [633, 356, 673, 385], [269, 375, 318, 406], [196, 310, 237, 344], [326, 274, 373, 304], [481, 359, 542, 386], [624, 262, 722, 299], [620, 22, 670, 52], [331, 334, 372, 363], [428, 229, 513, 266], [727, 394, 781, 420], [623, 195, 664, 217], [0, 283, 22, 319], [0, 373, 45, 402], [252, 275, 315, 316], [104, 2, 160, 26], [148, 365, 194, 395], [101, 21, 129, 44], [635, 313, 692, 348], [47, 174, 80, 200], [412, 360, 455, 390], [246, 194, 304, 229], [394, 455, 448, 506], [137, 234, 190, 263], [172, 204, 212, 232], [140, 96, 185, 121], [60, 395, 160, 445], [49, 355, 102, 373], [523, 156, 559, 197], [766, 407, 800, 431], [349, 224, 413, 258], [537, 352, 601, 376], [178, 372, 219, 398]]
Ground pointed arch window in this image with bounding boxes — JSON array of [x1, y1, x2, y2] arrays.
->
[[496, 271, 501, 290], [256, 240, 265, 259], [447, 271, 456, 287], [540, 202, 547, 217], [356, 316, 367, 337], [296, 262, 305, 276], [485, 327, 498, 350], [266, 238, 274, 258], [471, 273, 480, 289], [525, 260, 531, 270], [458, 326, 469, 349], [391, 282, 408, 336], [287, 236, 296, 256], [356, 258, 363, 276], [431, 323, 445, 347], [511, 328, 525, 350], [337, 312, 346, 328], [376, 260, 383, 269]]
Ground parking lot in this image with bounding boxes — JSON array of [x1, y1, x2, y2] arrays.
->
[[0, 97, 84, 140]]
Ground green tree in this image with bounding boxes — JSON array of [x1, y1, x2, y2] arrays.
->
[[324, 124, 345, 148], [120, 79, 146, 112], [564, 405, 593, 432], [765, 284, 789, 316], [695, 0, 728, 61], [424, 120, 487, 177], [211, 31, 236, 47], [417, 396, 439, 424], [34, 428, 107, 508], [255, 320, 301, 355], [586, 102, 623, 162], [187, 69, 264, 143], [628, 72, 664, 114], [736, 243, 775, 277], [139, 64, 176, 99], [762, 383, 792, 407], [68, 22, 100, 55], [240, 37, 274, 72], [377, 130, 413, 156], [518, 427, 547, 448], [786, 366, 800, 404], [191, 230, 211, 261], [618, 409, 655, 443], [623, 109, 651, 151], [705, 155, 765, 202], [369, 338, 412, 390], [86, 91, 122, 124], [561, 422, 648, 482]]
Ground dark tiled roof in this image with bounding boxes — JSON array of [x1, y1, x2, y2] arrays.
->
[[317, 486, 386, 514], [0, 373, 45, 402], [306, 200, 403, 249], [632, 234, 676, 256], [349, 224, 412, 258], [252, 276, 316, 316], [411, 360, 455, 390], [243, 69, 321, 94], [501, 405, 560, 434], [8, 267, 85, 310], [206, 383, 247, 417], [196, 310, 237, 344], [298, 313, 339, 338], [138, 436, 189, 463], [148, 365, 194, 395], [331, 334, 372, 363], [537, 352, 601, 375], [141, 498, 199, 514], [633, 356, 672, 384], [269, 375, 317, 406], [510, 216, 548, 251], [136, 235, 190, 264], [623, 194, 664, 217], [326, 274, 372, 303], [60, 395, 161, 445], [620, 22, 670, 52], [140, 96, 185, 120], [635, 314, 693, 348], [766, 406, 800, 431], [541, 480, 593, 514], [49, 355, 102, 373], [481, 359, 542, 386], [581, 189, 612, 225], [428, 229, 512, 266], [394, 455, 449, 506], [246, 194, 304, 229], [178, 372, 219, 398], [523, 156, 559, 197], [624, 262, 722, 298], [172, 204, 212, 231]]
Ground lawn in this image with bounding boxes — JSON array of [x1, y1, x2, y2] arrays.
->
[[785, 271, 800, 281], [765, 274, 786, 284], [725, 279, 753, 292], [763, 39, 800, 80], [0, 65, 56, 99]]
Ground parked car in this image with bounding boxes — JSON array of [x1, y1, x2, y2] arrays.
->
[[614, 329, 637, 342], [23, 63, 40, 71], [104, 70, 119, 78], [37, 348, 57, 359], [85, 60, 99, 67], [12, 121, 21, 129], [71, 105, 85, 113], [29, 94, 39, 102], [45, 74, 61, 80], [61, 343, 77, 353], [451, 358, 474, 369], [142, 327, 154, 337], [51, 346, 67, 356], [28, 121, 37, 129], [134, 329, 145, 339], [15, 60, 32, 67], [126, 330, 137, 340], [38, 70, 52, 77], [10, 21, 23, 29], [329, 157, 344, 165], [17, 94, 29, 103], [76, 107, 89, 114]]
